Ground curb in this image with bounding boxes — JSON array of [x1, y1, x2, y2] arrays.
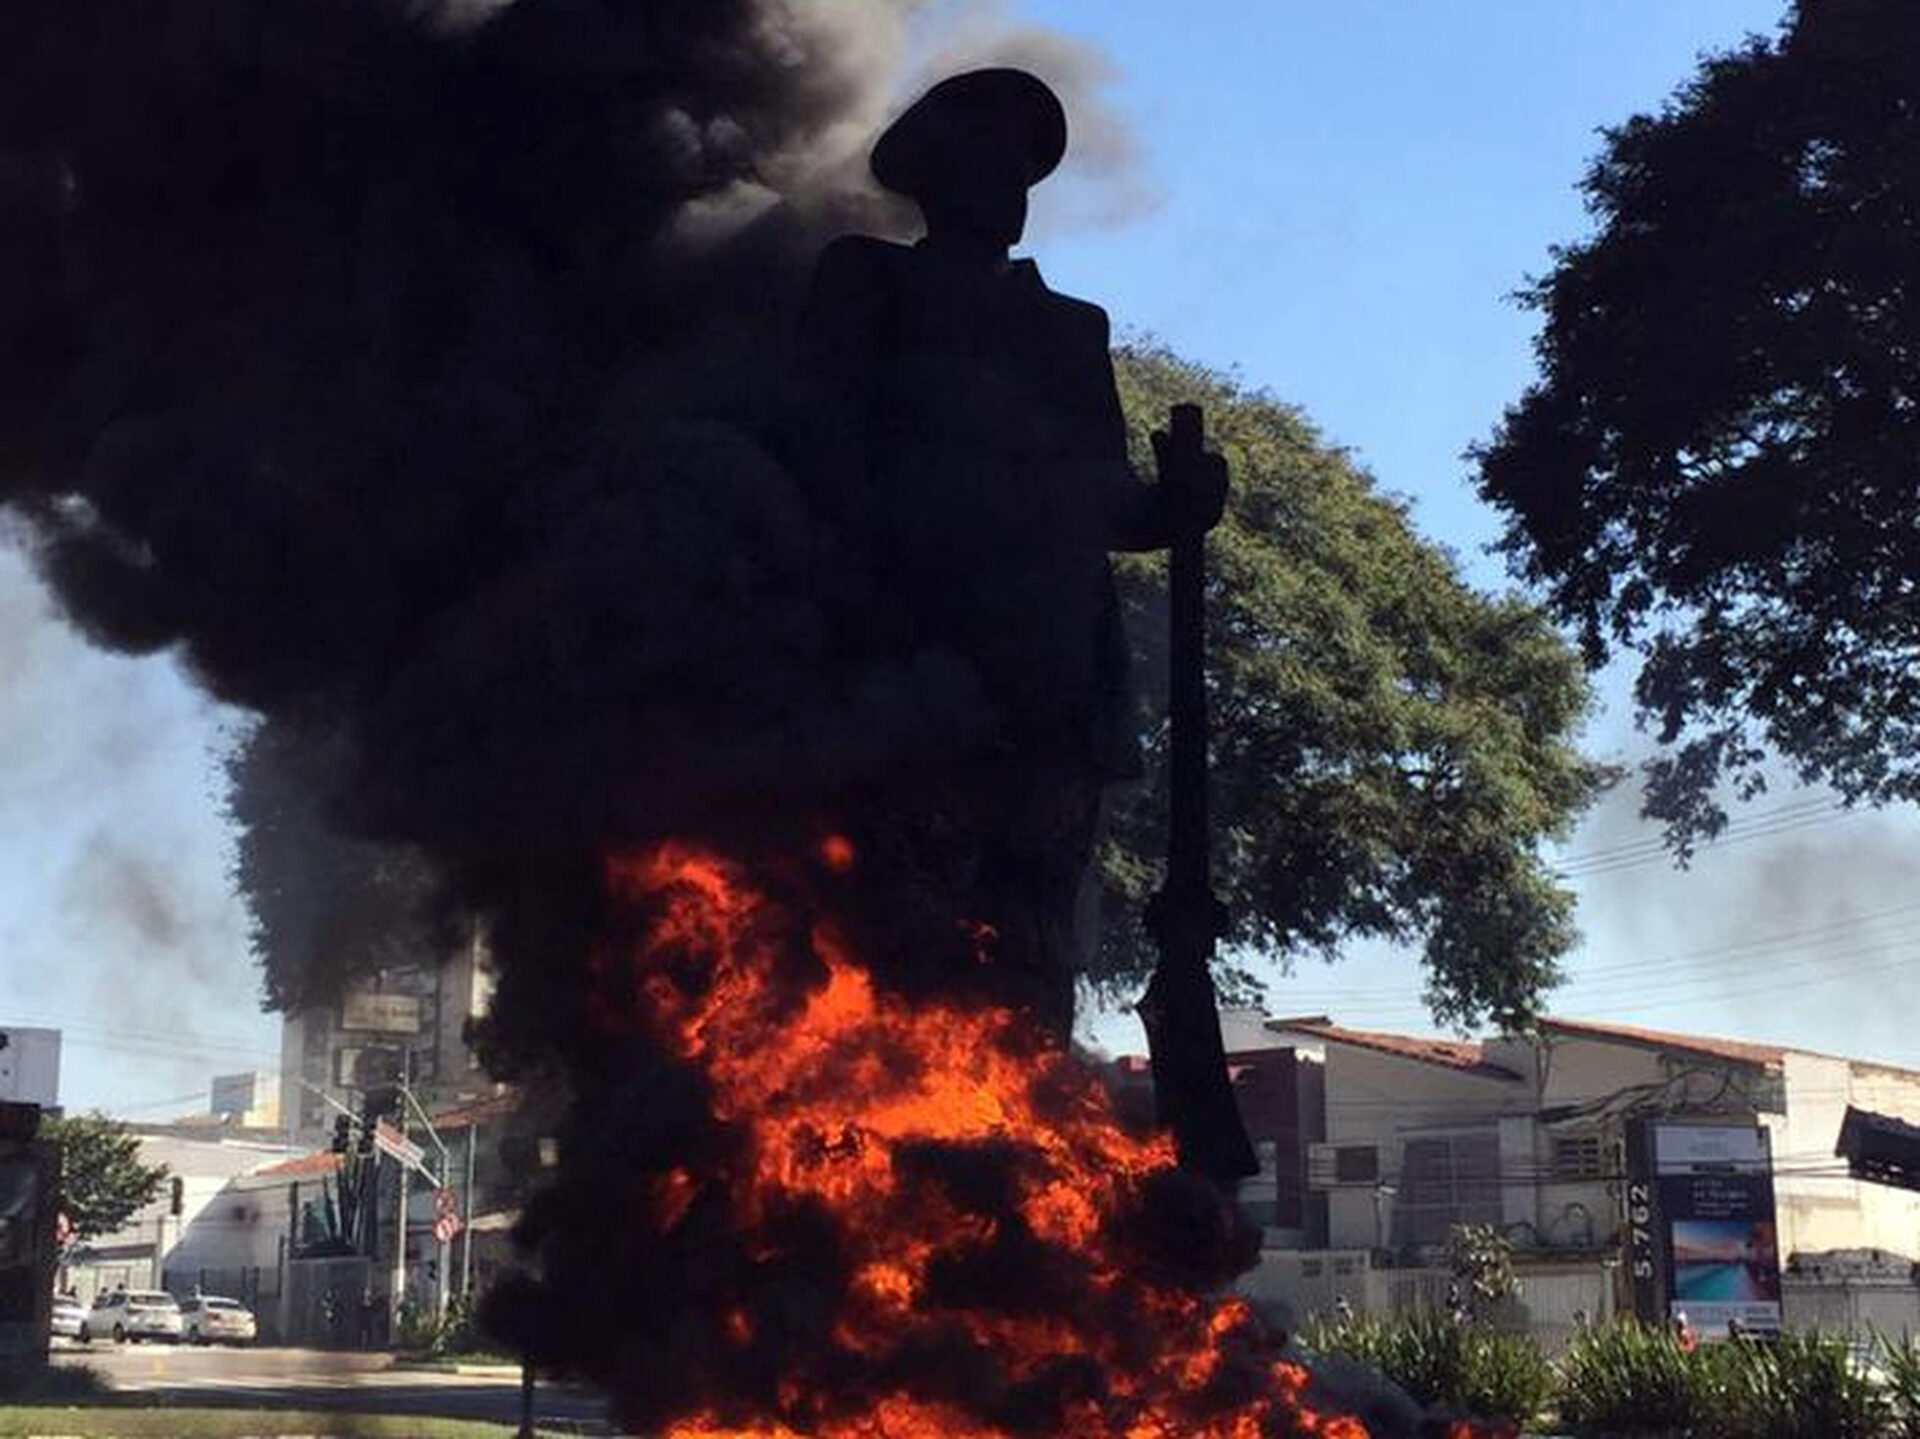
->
[[390, 1356, 526, 1378]]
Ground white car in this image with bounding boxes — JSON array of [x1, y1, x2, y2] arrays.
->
[[50, 1294, 86, 1339], [81, 1289, 183, 1344], [180, 1295, 257, 1346]]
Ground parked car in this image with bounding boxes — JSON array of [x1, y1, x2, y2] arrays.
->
[[50, 1294, 86, 1340], [180, 1295, 257, 1346], [80, 1289, 183, 1343]]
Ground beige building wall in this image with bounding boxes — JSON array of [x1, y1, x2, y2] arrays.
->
[[1770, 1051, 1920, 1261], [1298, 1040, 1530, 1251], [1512, 1033, 1779, 1257]]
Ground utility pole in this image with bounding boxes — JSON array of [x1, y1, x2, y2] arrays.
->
[[389, 1055, 411, 1336], [460, 1121, 476, 1301], [396, 1073, 452, 1319]]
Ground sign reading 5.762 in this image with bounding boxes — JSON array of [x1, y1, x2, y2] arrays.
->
[[1626, 1179, 1658, 1281]]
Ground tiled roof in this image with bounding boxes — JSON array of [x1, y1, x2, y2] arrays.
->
[[1266, 1017, 1524, 1081], [255, 1151, 344, 1178], [1537, 1016, 1786, 1071]]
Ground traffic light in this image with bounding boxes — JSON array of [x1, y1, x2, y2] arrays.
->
[[169, 1176, 183, 1216], [330, 1115, 351, 1154], [361, 1086, 396, 1153]]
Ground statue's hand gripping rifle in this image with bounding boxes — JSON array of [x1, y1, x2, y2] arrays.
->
[[1141, 404, 1258, 1185]]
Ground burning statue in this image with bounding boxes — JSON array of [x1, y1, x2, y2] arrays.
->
[[491, 68, 1321, 1438], [785, 68, 1225, 1044], [1, 2, 1481, 1427]]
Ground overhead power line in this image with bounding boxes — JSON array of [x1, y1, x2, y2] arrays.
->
[[1556, 801, 1861, 879]]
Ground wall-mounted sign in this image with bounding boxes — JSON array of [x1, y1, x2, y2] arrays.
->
[[341, 991, 421, 1035], [1622, 1119, 1665, 1322], [1656, 1125, 1769, 1170], [1657, 1126, 1781, 1337], [1621, 1120, 1782, 1338]]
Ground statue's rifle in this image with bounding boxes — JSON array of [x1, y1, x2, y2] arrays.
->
[[1142, 404, 1259, 1184]]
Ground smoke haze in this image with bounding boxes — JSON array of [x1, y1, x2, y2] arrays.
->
[[0, 0, 1174, 1422]]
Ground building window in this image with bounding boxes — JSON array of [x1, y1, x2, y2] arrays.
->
[[1552, 1133, 1604, 1181], [1241, 1139, 1280, 1229], [1395, 1131, 1500, 1248]]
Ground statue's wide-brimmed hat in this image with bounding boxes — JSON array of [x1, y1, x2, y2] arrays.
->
[[870, 68, 1067, 199]]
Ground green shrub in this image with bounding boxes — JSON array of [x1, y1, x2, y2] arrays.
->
[[1556, 1320, 1711, 1437], [1301, 1309, 1551, 1427], [1458, 1324, 1557, 1427], [431, 1292, 483, 1356], [1716, 1329, 1889, 1439], [1560, 1322, 1898, 1438], [393, 1293, 487, 1357], [1877, 1328, 1920, 1439], [394, 1299, 439, 1353], [1303, 1311, 1445, 1409]]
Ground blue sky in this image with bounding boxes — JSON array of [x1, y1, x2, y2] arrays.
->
[[13, 0, 1920, 1117]]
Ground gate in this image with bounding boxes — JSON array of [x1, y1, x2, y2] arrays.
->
[[285, 1255, 382, 1349]]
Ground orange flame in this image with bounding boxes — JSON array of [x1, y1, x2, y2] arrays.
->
[[592, 844, 1369, 1438]]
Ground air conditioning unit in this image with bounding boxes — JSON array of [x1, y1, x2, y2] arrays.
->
[[1307, 1143, 1337, 1189], [1307, 1143, 1380, 1190]]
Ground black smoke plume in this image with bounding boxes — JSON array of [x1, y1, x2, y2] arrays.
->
[[0, 0, 947, 847], [0, 3, 1259, 1431]]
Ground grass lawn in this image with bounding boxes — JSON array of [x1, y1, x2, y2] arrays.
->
[[0, 1407, 541, 1437]]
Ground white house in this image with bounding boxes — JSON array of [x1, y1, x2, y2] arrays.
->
[[1213, 1013, 1920, 1340], [64, 1126, 297, 1303]]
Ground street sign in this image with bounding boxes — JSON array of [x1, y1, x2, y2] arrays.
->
[[433, 1213, 463, 1245], [373, 1118, 430, 1176]]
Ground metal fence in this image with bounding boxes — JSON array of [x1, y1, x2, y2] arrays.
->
[[283, 1255, 384, 1349]]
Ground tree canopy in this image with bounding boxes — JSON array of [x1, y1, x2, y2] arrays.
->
[[44, 1112, 168, 1242], [1475, 0, 1920, 848], [1099, 347, 1603, 1032]]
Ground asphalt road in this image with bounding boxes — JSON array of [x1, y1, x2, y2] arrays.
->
[[51, 1338, 612, 1432]]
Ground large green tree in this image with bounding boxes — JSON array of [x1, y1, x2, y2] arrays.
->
[[1475, 0, 1920, 849], [43, 1112, 168, 1242], [1101, 347, 1604, 1031]]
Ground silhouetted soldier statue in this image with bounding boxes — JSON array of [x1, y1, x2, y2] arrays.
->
[[788, 69, 1225, 1043]]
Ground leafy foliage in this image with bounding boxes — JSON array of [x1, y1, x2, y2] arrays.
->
[[1301, 1308, 1553, 1426], [43, 1112, 167, 1242], [1556, 1319, 1719, 1437], [1558, 1321, 1899, 1438], [1476, 0, 1920, 849], [1874, 1326, 1920, 1439], [1444, 1223, 1520, 1311], [1106, 346, 1604, 1029], [395, 1292, 490, 1359], [1725, 1330, 1889, 1439]]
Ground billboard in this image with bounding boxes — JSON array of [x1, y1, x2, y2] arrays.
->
[[340, 990, 421, 1035], [1654, 1124, 1781, 1336]]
